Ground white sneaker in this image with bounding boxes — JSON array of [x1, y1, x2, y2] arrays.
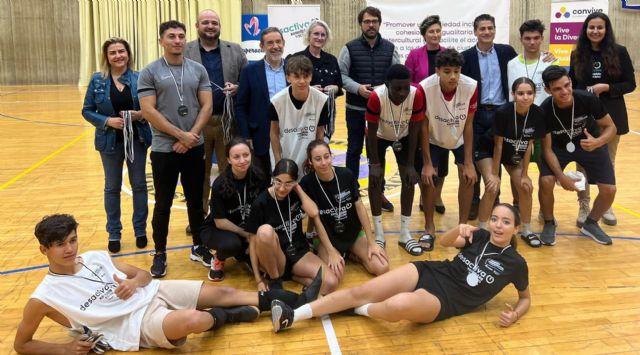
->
[[576, 200, 590, 228], [601, 207, 617, 226]]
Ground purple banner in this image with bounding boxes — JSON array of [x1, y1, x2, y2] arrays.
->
[[549, 22, 583, 44]]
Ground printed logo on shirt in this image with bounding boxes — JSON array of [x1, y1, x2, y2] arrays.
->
[[457, 253, 496, 285], [434, 113, 468, 126], [79, 283, 118, 311], [334, 190, 352, 204], [484, 258, 505, 275], [319, 202, 352, 219]]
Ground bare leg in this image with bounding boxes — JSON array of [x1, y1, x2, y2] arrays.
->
[[476, 158, 498, 224], [292, 252, 338, 295], [369, 177, 383, 216], [505, 165, 532, 224], [434, 177, 445, 207], [399, 165, 415, 216], [421, 167, 438, 234], [589, 183, 616, 220], [310, 263, 419, 317], [254, 225, 286, 279], [162, 309, 214, 341], [348, 234, 389, 275], [368, 288, 441, 323], [539, 175, 556, 220], [457, 165, 473, 224], [196, 284, 258, 309]]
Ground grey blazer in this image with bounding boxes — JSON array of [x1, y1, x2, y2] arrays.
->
[[184, 39, 247, 84]]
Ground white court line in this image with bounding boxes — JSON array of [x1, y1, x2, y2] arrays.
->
[[630, 129, 640, 136], [321, 315, 342, 355]]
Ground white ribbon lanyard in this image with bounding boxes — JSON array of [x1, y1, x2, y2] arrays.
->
[[122, 110, 135, 162], [440, 89, 459, 138], [387, 88, 405, 142], [315, 169, 342, 221], [273, 194, 293, 246], [513, 102, 530, 153], [162, 57, 186, 110], [237, 182, 247, 226], [524, 53, 541, 80], [210, 81, 235, 145], [551, 97, 576, 152]]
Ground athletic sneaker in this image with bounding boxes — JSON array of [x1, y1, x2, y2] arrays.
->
[[208, 256, 225, 282], [271, 299, 294, 333], [601, 207, 617, 226], [581, 222, 612, 245], [540, 221, 557, 246], [576, 200, 590, 228], [150, 252, 167, 278], [224, 305, 260, 323], [297, 268, 323, 306], [190, 245, 212, 267], [381, 194, 394, 212]]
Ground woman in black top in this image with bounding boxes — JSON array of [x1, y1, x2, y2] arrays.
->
[[569, 12, 636, 226], [200, 137, 269, 281], [81, 37, 152, 253], [271, 203, 530, 332], [289, 20, 342, 139], [245, 159, 339, 295], [300, 140, 389, 278], [482, 78, 546, 247]]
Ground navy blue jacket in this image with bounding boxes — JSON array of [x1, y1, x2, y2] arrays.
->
[[235, 59, 286, 156], [81, 69, 152, 153], [461, 43, 517, 104]]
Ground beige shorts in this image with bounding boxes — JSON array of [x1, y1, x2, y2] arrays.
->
[[139, 280, 203, 349]]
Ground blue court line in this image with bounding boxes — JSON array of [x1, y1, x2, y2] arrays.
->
[[1, 231, 639, 276], [0, 112, 89, 127]]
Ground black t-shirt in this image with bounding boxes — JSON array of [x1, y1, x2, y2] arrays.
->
[[299, 167, 361, 253], [493, 103, 546, 165], [424, 229, 528, 317], [208, 171, 269, 227], [245, 189, 308, 251], [109, 76, 136, 143], [427, 48, 440, 76], [540, 90, 607, 148], [269, 87, 330, 126]]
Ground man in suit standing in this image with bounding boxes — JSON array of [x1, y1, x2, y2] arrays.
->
[[461, 14, 517, 220], [184, 9, 247, 235], [236, 27, 287, 176]]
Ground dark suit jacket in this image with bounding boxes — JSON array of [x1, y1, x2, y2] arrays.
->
[[184, 39, 247, 85], [235, 59, 287, 156], [461, 43, 517, 103]]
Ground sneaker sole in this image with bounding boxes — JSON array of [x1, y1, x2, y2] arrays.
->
[[601, 217, 617, 226], [208, 273, 224, 282], [151, 267, 167, 278], [381, 207, 393, 212], [271, 303, 283, 333], [540, 239, 556, 246], [580, 227, 612, 245], [190, 254, 211, 267]]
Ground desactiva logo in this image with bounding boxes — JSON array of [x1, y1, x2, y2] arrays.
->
[[555, 7, 570, 18]]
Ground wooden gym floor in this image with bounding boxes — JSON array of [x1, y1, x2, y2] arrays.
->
[[1, 84, 640, 354]]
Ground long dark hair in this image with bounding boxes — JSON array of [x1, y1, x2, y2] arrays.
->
[[304, 139, 332, 175], [571, 12, 621, 82], [493, 203, 520, 250], [219, 137, 264, 199]]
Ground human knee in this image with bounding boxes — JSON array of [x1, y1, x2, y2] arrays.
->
[[368, 260, 390, 276], [540, 176, 555, 190], [321, 268, 339, 294], [599, 184, 616, 198], [180, 310, 211, 332], [256, 225, 277, 245]]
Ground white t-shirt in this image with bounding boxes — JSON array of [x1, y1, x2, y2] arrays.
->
[[31, 251, 160, 351], [270, 86, 328, 171], [507, 53, 557, 105], [419, 73, 477, 149]]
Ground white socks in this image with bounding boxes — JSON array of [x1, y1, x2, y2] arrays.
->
[[373, 215, 384, 242], [293, 304, 313, 322], [521, 223, 532, 236], [354, 303, 371, 317], [399, 215, 412, 243]]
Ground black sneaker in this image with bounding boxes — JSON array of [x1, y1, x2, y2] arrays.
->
[[271, 299, 294, 333], [108, 240, 121, 253], [208, 256, 225, 282], [581, 222, 612, 245], [224, 305, 260, 323], [297, 268, 322, 306], [381, 194, 394, 212], [190, 245, 212, 267], [135, 235, 147, 249], [150, 252, 167, 278], [540, 221, 557, 246]]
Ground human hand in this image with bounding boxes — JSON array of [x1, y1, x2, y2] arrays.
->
[[459, 224, 478, 240], [421, 163, 436, 186], [579, 129, 601, 152], [558, 174, 579, 192], [65, 339, 93, 354], [499, 303, 519, 327], [179, 131, 199, 148], [113, 274, 137, 300], [106, 117, 124, 130], [520, 175, 533, 194], [486, 174, 501, 193], [463, 163, 478, 185], [358, 84, 373, 98], [172, 141, 189, 154]]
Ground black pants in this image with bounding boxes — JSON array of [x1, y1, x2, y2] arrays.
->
[[150, 145, 205, 252], [201, 220, 249, 261]]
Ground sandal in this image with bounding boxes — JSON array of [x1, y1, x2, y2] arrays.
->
[[399, 239, 423, 256], [375, 239, 386, 249], [418, 234, 435, 251], [521, 233, 542, 248]]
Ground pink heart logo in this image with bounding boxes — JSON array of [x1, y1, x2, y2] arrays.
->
[[244, 16, 260, 36]]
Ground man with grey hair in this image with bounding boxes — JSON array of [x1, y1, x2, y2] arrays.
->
[[236, 27, 287, 176], [184, 9, 247, 238]]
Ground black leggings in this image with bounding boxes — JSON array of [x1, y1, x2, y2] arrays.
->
[[200, 220, 248, 261]]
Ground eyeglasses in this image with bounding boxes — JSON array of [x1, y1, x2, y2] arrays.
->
[[362, 19, 380, 25], [273, 179, 296, 189]]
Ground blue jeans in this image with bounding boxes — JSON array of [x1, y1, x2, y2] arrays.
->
[[99, 140, 148, 241], [345, 108, 366, 178]]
